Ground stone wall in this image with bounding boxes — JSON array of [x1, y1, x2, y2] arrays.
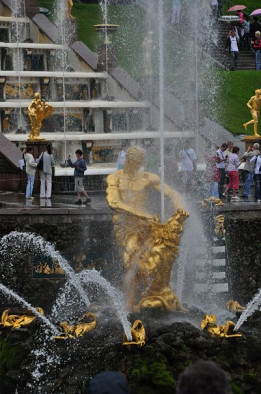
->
[[0, 210, 118, 312]]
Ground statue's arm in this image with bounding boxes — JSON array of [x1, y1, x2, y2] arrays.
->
[[150, 173, 185, 211], [247, 97, 253, 109]]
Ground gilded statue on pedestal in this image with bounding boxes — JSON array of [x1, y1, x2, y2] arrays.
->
[[106, 146, 189, 312], [243, 89, 261, 137], [28, 92, 53, 141]]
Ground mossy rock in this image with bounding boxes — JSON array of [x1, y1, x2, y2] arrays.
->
[[0, 336, 25, 380]]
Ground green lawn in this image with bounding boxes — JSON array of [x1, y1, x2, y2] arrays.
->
[[223, 0, 260, 15]]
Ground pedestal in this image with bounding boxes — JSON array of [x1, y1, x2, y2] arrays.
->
[[97, 44, 117, 71], [244, 135, 261, 150]]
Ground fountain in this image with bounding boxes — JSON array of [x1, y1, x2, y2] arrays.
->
[[0, 0, 261, 393]]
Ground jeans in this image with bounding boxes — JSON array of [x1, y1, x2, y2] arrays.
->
[[218, 168, 225, 197], [26, 174, 35, 198], [230, 51, 238, 70], [254, 174, 261, 200], [243, 172, 254, 197], [40, 171, 52, 198], [256, 50, 261, 71], [206, 182, 219, 198]]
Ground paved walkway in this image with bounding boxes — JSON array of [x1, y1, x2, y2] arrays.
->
[[0, 191, 109, 212]]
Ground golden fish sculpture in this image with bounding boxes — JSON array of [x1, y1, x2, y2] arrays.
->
[[201, 196, 224, 207], [226, 300, 245, 313], [1, 307, 44, 329], [54, 312, 97, 340], [201, 314, 242, 339], [123, 320, 146, 347]]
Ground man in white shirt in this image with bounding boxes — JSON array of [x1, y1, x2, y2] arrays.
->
[[226, 30, 239, 71], [179, 141, 197, 196], [216, 143, 228, 198]]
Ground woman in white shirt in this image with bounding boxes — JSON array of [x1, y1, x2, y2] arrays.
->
[[223, 147, 242, 200], [250, 152, 261, 201]]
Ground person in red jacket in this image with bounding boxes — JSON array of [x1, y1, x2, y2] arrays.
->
[[252, 30, 261, 70]]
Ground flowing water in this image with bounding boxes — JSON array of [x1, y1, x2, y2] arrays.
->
[[234, 287, 261, 331]]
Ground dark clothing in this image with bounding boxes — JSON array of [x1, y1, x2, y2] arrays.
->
[[218, 168, 225, 197], [89, 372, 130, 394], [250, 21, 261, 39], [254, 174, 261, 200], [67, 157, 87, 178]]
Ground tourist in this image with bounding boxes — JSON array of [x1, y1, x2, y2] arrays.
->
[[24, 146, 37, 201], [251, 31, 261, 70], [176, 360, 231, 394], [242, 143, 260, 199], [205, 148, 220, 198], [250, 150, 261, 202], [222, 146, 242, 200], [89, 371, 130, 394], [250, 16, 261, 41], [39, 143, 55, 199], [172, 0, 181, 24], [226, 30, 239, 71], [242, 15, 250, 50], [179, 141, 197, 196], [117, 143, 127, 170], [67, 149, 91, 205], [216, 143, 227, 198]]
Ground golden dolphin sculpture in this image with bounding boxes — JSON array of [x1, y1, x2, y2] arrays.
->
[[1, 307, 44, 329], [226, 300, 245, 313], [201, 314, 242, 338], [54, 312, 97, 340], [123, 320, 146, 347]]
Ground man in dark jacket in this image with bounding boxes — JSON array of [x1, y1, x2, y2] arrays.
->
[[67, 149, 91, 205], [250, 16, 261, 40]]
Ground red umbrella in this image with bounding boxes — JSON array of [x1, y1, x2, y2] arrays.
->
[[228, 5, 246, 12], [251, 9, 261, 16]]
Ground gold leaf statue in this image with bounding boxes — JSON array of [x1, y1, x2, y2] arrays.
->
[[226, 300, 245, 313], [201, 314, 242, 338], [106, 146, 189, 312], [28, 92, 53, 141], [54, 312, 97, 340], [243, 89, 261, 137], [1, 307, 44, 328], [123, 320, 146, 347], [214, 214, 225, 239], [66, 0, 74, 19]]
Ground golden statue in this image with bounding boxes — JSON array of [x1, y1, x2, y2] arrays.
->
[[54, 312, 97, 340], [201, 196, 223, 207], [106, 146, 189, 312], [243, 89, 261, 137], [1, 307, 44, 329], [214, 214, 225, 239], [201, 314, 242, 338], [66, 0, 74, 19], [226, 300, 245, 313], [123, 320, 146, 347], [143, 31, 155, 76], [28, 92, 53, 141]]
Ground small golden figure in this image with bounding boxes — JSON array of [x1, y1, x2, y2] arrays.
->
[[106, 146, 189, 312], [214, 214, 225, 239], [201, 196, 223, 207], [226, 300, 245, 313], [54, 312, 97, 340], [28, 92, 53, 141], [201, 314, 242, 338], [123, 320, 146, 347], [66, 0, 74, 19], [243, 89, 261, 137], [1, 307, 44, 329]]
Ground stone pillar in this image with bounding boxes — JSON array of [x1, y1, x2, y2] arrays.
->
[[97, 44, 117, 71]]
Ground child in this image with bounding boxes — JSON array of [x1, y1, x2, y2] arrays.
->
[[67, 149, 91, 205]]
